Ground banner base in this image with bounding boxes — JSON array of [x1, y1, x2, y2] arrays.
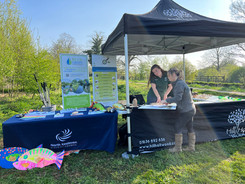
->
[[122, 151, 139, 159]]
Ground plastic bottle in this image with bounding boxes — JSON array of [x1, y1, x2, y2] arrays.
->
[[132, 98, 138, 107]]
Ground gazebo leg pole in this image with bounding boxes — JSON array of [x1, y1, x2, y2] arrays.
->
[[124, 34, 132, 154], [183, 46, 186, 81]]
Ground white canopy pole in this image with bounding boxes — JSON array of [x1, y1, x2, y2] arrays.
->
[[124, 34, 132, 153], [183, 46, 185, 81]]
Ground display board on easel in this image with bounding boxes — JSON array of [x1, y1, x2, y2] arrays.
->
[[60, 54, 91, 109], [92, 55, 117, 107]]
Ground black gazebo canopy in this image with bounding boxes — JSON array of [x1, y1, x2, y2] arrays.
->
[[102, 0, 245, 154], [102, 0, 245, 55]]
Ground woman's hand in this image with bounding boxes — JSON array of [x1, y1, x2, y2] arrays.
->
[[151, 83, 162, 103], [156, 96, 161, 103], [161, 100, 168, 105], [163, 84, 172, 100]]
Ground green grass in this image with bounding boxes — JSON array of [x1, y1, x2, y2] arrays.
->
[[0, 135, 244, 183], [0, 80, 245, 183]]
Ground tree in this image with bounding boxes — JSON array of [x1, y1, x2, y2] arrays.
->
[[117, 55, 140, 72], [0, 0, 36, 96], [84, 32, 104, 65], [197, 63, 239, 82], [0, 0, 65, 95], [220, 64, 239, 81], [31, 47, 60, 91], [117, 55, 140, 80], [197, 67, 221, 82], [49, 33, 81, 86], [151, 56, 170, 71], [228, 67, 245, 85], [201, 47, 234, 71], [169, 56, 197, 81], [119, 55, 170, 80], [130, 60, 150, 80], [230, 0, 245, 22], [50, 33, 80, 59], [230, 0, 245, 63]]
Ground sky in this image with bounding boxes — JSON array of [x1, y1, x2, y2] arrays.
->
[[16, 0, 233, 68]]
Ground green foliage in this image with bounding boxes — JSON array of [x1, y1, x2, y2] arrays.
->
[[197, 64, 239, 83], [0, 0, 62, 94], [83, 32, 104, 65], [132, 61, 150, 81], [32, 49, 60, 90], [197, 66, 221, 77], [228, 67, 245, 85], [220, 64, 239, 80], [169, 59, 197, 81], [117, 80, 148, 100], [188, 81, 243, 88], [0, 0, 34, 93]]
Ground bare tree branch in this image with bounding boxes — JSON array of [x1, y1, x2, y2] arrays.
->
[[230, 0, 245, 22]]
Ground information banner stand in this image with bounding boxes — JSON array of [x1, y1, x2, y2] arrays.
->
[[60, 54, 91, 109], [92, 55, 117, 107]]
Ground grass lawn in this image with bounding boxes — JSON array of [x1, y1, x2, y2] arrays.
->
[[0, 131, 244, 183], [0, 81, 245, 183]]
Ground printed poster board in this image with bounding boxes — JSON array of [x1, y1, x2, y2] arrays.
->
[[92, 55, 117, 107], [60, 54, 91, 109]]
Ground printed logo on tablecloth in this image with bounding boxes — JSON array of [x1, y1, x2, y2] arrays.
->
[[226, 109, 245, 138], [50, 128, 77, 150], [56, 129, 72, 142]]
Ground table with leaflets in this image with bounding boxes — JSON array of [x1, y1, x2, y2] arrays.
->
[[2, 109, 118, 153]]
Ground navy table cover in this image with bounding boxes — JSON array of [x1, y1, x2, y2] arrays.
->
[[2, 110, 118, 153]]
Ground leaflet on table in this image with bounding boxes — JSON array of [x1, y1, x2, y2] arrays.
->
[[21, 114, 46, 119], [29, 111, 56, 115], [71, 112, 84, 116], [21, 111, 56, 120], [138, 104, 177, 110], [54, 113, 64, 118], [60, 54, 91, 109], [88, 110, 105, 115], [60, 108, 87, 114]]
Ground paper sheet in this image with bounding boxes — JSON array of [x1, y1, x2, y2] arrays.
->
[[138, 104, 176, 110]]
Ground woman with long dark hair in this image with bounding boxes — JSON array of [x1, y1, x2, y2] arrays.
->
[[147, 64, 172, 104]]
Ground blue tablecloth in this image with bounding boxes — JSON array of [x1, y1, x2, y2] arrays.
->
[[2, 110, 118, 153]]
